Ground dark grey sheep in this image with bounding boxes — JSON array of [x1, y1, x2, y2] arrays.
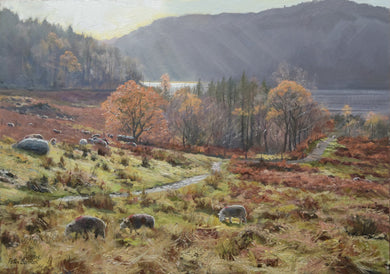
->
[[49, 138, 57, 145], [218, 205, 247, 224], [120, 214, 155, 234], [117, 135, 135, 143], [65, 216, 106, 240]]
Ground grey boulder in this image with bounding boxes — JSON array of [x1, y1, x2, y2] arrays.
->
[[14, 138, 50, 155]]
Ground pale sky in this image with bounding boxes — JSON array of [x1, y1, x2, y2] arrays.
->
[[0, 0, 388, 40]]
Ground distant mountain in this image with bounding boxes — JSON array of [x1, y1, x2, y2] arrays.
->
[[114, 0, 390, 89]]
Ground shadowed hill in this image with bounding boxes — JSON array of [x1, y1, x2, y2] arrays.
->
[[115, 0, 390, 89]]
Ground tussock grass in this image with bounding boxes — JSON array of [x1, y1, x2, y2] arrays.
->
[[0, 137, 388, 272]]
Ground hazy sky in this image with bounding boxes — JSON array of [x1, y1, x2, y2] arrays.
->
[[0, 0, 388, 39]]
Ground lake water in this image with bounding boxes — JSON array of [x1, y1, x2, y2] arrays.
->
[[312, 90, 390, 115], [143, 82, 389, 116], [142, 81, 197, 93]]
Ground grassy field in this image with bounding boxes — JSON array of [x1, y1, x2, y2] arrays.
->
[[0, 92, 389, 273]]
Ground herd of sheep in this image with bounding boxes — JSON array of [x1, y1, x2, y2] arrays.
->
[[6, 124, 248, 240], [65, 205, 247, 240]]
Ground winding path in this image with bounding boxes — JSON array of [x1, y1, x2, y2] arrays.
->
[[288, 135, 336, 164], [55, 162, 222, 202]]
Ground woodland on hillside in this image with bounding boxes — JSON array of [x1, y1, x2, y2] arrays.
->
[[0, 9, 142, 90], [103, 71, 330, 156]]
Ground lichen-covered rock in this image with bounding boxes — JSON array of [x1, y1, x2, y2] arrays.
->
[[14, 138, 49, 155]]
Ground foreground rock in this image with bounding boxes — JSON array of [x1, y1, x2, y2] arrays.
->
[[14, 138, 50, 155]]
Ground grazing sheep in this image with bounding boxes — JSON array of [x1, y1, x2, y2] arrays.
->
[[120, 214, 155, 234], [53, 129, 61, 134], [49, 138, 57, 145], [93, 138, 108, 147], [81, 130, 90, 135], [108, 134, 114, 138], [117, 135, 135, 143], [218, 205, 247, 224], [28, 123, 33, 126], [7, 122, 15, 127], [92, 134, 100, 138], [41, 115, 48, 119], [24, 134, 44, 140], [65, 216, 106, 240], [79, 139, 88, 145]]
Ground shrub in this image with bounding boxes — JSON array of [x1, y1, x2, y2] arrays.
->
[[97, 147, 110, 156], [142, 155, 151, 168], [216, 238, 240, 260], [57, 256, 90, 274], [194, 197, 214, 213], [91, 153, 97, 161], [154, 201, 176, 213], [205, 172, 222, 189], [166, 153, 188, 167], [83, 194, 115, 210], [140, 190, 154, 207], [345, 215, 377, 236], [1, 230, 20, 248], [55, 169, 90, 188], [152, 149, 168, 161], [41, 157, 54, 169], [58, 156, 66, 168], [120, 157, 129, 166], [1, 135, 15, 144], [116, 169, 140, 182], [100, 161, 110, 171]]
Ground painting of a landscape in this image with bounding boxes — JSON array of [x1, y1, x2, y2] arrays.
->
[[0, 0, 389, 273]]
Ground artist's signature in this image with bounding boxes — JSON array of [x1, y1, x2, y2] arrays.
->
[[8, 254, 40, 265]]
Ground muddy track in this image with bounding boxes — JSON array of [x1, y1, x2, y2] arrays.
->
[[288, 136, 336, 164]]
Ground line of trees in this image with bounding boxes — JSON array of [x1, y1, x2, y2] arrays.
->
[[0, 9, 142, 90], [102, 71, 331, 154]]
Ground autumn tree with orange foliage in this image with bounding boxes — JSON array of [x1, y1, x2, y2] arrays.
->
[[364, 112, 389, 139], [101, 80, 167, 143], [59, 50, 81, 87], [267, 80, 328, 152], [167, 88, 204, 147], [160, 73, 171, 99]]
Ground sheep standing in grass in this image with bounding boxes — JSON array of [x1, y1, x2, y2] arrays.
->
[[218, 205, 247, 224], [65, 216, 106, 240], [120, 214, 155, 234]]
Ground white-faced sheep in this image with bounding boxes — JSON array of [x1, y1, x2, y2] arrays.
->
[[120, 214, 155, 234], [218, 205, 247, 224]]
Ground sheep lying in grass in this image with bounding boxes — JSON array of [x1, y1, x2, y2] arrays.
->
[[65, 216, 106, 240], [218, 205, 247, 224], [120, 214, 155, 234]]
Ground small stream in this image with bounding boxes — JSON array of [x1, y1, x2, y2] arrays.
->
[[54, 161, 222, 202]]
